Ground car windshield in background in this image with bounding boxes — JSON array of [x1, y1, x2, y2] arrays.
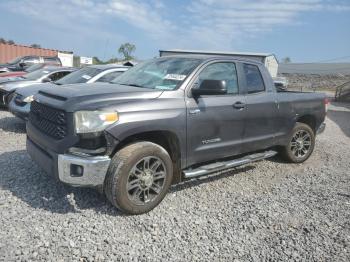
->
[[7, 57, 23, 65], [25, 64, 45, 73], [55, 67, 103, 85], [111, 58, 202, 90], [23, 68, 52, 80]]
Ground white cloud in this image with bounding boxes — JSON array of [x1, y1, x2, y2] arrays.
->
[[104, 0, 176, 38], [1, 0, 349, 54], [182, 0, 350, 49]]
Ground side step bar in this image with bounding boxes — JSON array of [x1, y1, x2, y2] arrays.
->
[[183, 150, 277, 179]]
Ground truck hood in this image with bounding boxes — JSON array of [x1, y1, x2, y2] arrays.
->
[[16, 83, 54, 97], [35, 82, 163, 112]]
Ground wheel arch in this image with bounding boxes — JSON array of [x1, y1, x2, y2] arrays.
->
[[111, 130, 183, 184], [296, 115, 317, 133]]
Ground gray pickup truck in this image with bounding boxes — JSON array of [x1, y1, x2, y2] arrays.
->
[[26, 56, 327, 214]]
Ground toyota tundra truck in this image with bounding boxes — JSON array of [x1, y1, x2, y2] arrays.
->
[[26, 56, 327, 214]]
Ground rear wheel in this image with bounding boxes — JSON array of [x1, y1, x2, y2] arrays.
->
[[281, 122, 315, 163], [104, 142, 173, 214]]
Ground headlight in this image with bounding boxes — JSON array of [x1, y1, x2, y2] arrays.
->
[[74, 111, 119, 133], [23, 95, 34, 103]]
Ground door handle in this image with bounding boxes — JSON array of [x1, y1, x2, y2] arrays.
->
[[233, 101, 245, 109]]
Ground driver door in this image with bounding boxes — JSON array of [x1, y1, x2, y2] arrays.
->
[[185, 61, 246, 167]]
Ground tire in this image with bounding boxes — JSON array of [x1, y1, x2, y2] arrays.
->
[[104, 141, 173, 215], [281, 122, 315, 163]]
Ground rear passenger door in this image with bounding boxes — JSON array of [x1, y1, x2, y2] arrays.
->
[[186, 61, 246, 167], [241, 63, 279, 152]]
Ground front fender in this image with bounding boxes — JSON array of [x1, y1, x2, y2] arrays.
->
[[105, 106, 187, 167]]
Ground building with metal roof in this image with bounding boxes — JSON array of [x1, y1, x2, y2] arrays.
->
[[159, 49, 279, 77]]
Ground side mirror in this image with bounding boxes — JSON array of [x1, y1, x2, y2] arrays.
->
[[192, 80, 227, 96], [19, 62, 26, 68], [274, 82, 286, 91], [42, 77, 52, 83]]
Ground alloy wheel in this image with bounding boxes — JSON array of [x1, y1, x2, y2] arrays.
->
[[127, 156, 167, 206], [290, 130, 312, 158]]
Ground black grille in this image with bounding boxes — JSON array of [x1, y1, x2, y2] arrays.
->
[[29, 101, 68, 139], [0, 90, 8, 106]]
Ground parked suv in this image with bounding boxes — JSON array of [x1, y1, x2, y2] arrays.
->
[[9, 65, 129, 120], [26, 56, 327, 214], [0, 56, 62, 73]]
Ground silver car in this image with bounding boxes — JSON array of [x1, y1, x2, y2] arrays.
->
[[0, 66, 76, 107], [8, 64, 129, 120]]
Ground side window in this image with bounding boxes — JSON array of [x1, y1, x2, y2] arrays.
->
[[96, 71, 124, 82], [196, 62, 238, 94], [24, 56, 39, 64], [49, 71, 71, 81], [243, 64, 265, 94]]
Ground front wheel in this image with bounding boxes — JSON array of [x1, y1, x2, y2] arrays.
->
[[280, 122, 315, 163], [104, 141, 173, 215]]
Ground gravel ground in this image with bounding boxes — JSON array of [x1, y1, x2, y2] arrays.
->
[[280, 73, 350, 91], [0, 103, 349, 261]]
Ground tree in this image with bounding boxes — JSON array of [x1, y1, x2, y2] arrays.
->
[[93, 56, 103, 65], [106, 57, 119, 64], [0, 38, 6, 44], [30, 44, 41, 48], [7, 40, 15, 45], [282, 57, 291, 63], [118, 43, 136, 61]]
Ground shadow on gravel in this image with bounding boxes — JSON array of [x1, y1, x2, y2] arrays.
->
[[327, 102, 350, 138], [0, 150, 125, 217], [0, 116, 26, 133], [338, 193, 350, 198], [170, 165, 256, 193], [1, 150, 259, 216], [266, 154, 286, 164]]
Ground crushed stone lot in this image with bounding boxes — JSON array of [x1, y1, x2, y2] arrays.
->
[[0, 103, 349, 261]]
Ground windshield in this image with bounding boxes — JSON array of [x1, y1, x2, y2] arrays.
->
[[55, 67, 102, 85], [25, 64, 45, 72], [23, 68, 51, 80], [7, 57, 23, 65], [111, 57, 202, 90]]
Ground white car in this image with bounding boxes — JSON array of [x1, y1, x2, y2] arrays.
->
[[8, 64, 130, 120]]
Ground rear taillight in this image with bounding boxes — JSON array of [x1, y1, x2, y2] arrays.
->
[[324, 98, 329, 113]]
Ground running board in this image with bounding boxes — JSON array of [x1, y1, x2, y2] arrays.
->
[[183, 150, 277, 179]]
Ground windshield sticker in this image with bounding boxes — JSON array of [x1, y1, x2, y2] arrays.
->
[[82, 74, 92, 80], [164, 74, 186, 81], [155, 85, 176, 90]]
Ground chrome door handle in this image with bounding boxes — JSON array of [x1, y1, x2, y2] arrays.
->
[[233, 102, 245, 109]]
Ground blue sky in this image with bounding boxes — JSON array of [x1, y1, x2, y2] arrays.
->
[[1, 0, 349, 62]]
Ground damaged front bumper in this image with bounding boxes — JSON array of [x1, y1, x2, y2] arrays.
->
[[58, 154, 111, 187], [27, 133, 114, 188]]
